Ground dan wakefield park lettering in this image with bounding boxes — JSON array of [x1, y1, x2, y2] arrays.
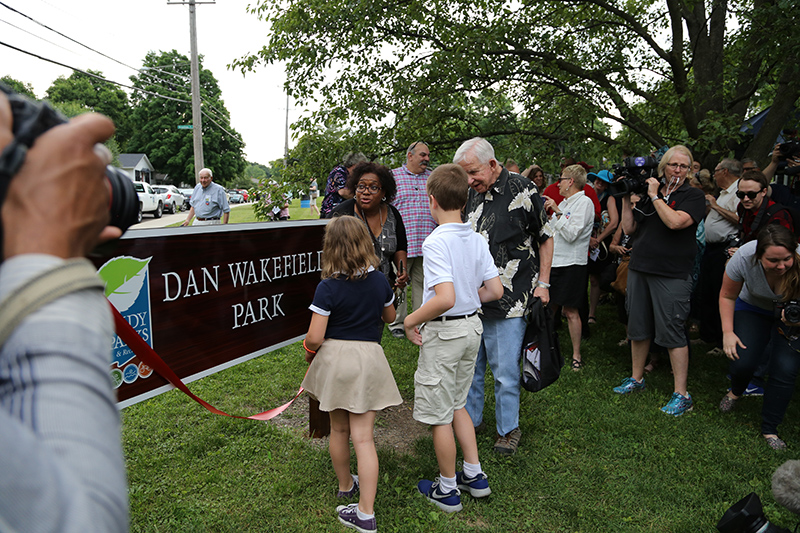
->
[[93, 221, 326, 406]]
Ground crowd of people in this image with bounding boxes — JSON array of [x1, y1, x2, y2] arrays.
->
[[309, 136, 800, 531]]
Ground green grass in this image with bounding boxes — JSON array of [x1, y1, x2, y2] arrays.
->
[[122, 290, 800, 532], [167, 199, 319, 227]]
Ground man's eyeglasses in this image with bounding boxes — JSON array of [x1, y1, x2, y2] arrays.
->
[[666, 163, 691, 171], [736, 190, 762, 200], [356, 184, 382, 193]]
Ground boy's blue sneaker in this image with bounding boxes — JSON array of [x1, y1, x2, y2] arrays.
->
[[661, 392, 693, 416], [613, 377, 645, 395], [456, 471, 491, 498], [336, 503, 376, 533], [417, 478, 462, 513]]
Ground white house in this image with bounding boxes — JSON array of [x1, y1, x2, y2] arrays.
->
[[119, 153, 155, 183]]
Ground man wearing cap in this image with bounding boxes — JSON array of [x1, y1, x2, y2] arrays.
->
[[389, 141, 436, 338], [181, 168, 230, 226]]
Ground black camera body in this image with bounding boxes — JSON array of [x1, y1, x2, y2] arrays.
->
[[609, 156, 660, 198], [0, 84, 139, 260], [778, 140, 800, 161], [776, 299, 800, 324]]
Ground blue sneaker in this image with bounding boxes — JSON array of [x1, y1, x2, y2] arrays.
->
[[417, 478, 462, 513], [613, 377, 645, 395], [743, 382, 765, 396], [456, 471, 491, 498], [661, 392, 693, 416]]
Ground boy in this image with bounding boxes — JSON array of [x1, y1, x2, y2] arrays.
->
[[404, 164, 504, 512]]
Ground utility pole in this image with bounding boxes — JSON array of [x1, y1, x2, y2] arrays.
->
[[284, 92, 290, 166], [168, 0, 215, 184]]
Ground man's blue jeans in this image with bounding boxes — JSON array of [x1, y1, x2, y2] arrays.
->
[[729, 309, 800, 435], [466, 316, 525, 436]]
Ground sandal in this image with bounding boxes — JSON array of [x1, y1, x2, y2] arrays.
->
[[571, 358, 584, 371], [588, 316, 597, 324], [764, 435, 787, 450]]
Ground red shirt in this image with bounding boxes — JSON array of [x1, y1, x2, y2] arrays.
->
[[542, 183, 601, 219], [737, 198, 794, 243]]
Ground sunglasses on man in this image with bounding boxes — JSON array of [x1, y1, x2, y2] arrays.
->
[[736, 190, 763, 200]]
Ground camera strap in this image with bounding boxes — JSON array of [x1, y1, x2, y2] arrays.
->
[[0, 258, 104, 347]]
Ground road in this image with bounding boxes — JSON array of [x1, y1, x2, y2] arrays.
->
[[131, 203, 254, 229]]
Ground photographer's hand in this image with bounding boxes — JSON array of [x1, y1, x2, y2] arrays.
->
[[0, 94, 120, 259]]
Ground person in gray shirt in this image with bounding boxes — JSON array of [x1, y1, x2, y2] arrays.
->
[[181, 167, 231, 226], [0, 94, 128, 531]]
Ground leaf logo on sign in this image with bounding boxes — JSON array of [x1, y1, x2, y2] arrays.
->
[[98, 256, 152, 313]]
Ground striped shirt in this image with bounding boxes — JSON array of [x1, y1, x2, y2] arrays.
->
[[391, 164, 436, 257]]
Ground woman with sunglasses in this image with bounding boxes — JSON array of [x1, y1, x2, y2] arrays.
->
[[719, 224, 800, 449], [735, 170, 794, 245], [612, 145, 706, 416], [332, 162, 409, 294]]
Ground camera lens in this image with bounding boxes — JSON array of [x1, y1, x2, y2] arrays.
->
[[105, 166, 140, 232]]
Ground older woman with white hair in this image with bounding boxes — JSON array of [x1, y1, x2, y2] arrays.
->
[[612, 145, 706, 416], [543, 164, 595, 371]]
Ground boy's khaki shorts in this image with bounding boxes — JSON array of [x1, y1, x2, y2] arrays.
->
[[413, 314, 483, 426]]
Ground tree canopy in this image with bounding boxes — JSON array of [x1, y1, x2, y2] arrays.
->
[[237, 0, 800, 169], [127, 50, 246, 186], [45, 70, 131, 144]]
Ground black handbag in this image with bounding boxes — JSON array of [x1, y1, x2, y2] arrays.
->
[[520, 297, 563, 392]]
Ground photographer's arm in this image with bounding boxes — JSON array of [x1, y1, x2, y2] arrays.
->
[[719, 272, 746, 361], [762, 144, 781, 181], [646, 179, 693, 231], [0, 94, 128, 531]]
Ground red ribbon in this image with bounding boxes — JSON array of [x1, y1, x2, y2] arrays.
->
[[111, 303, 305, 420]]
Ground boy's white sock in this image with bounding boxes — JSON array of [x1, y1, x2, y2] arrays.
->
[[438, 474, 457, 492], [356, 507, 374, 520], [462, 461, 483, 479]]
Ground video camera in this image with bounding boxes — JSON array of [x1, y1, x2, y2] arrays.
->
[[0, 85, 139, 261], [608, 156, 660, 198]]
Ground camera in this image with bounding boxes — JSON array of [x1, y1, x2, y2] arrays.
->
[[777, 134, 800, 161], [717, 492, 790, 533], [0, 84, 139, 258], [609, 156, 659, 198], [776, 299, 800, 324], [725, 234, 743, 257]]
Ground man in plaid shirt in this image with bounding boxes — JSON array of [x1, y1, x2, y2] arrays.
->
[[390, 141, 436, 338]]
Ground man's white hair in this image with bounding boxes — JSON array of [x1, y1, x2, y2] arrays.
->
[[199, 168, 213, 178], [453, 137, 495, 165]]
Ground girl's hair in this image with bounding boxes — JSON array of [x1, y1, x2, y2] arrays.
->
[[755, 224, 800, 300], [345, 162, 398, 203], [321, 216, 379, 279], [657, 145, 694, 178]]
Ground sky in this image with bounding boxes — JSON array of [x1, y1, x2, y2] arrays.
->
[[1, 0, 292, 165]]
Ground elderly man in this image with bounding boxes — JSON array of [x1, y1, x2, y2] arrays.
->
[[181, 168, 230, 226], [389, 141, 436, 338], [698, 158, 741, 346], [456, 137, 553, 455]]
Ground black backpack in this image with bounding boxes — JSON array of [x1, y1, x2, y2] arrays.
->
[[520, 298, 563, 392]]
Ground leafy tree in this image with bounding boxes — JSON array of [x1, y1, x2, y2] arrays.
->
[[46, 71, 131, 143], [237, 0, 799, 169], [126, 50, 246, 186], [1, 76, 36, 99]]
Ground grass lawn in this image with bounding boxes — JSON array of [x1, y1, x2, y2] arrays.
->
[[123, 213, 800, 532]]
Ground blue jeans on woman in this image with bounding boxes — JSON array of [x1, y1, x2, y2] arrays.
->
[[729, 308, 800, 435], [466, 317, 525, 437]]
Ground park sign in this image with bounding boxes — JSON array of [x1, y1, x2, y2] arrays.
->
[[91, 220, 327, 407]]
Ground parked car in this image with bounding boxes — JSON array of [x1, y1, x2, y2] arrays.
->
[[227, 189, 244, 204], [179, 188, 194, 211], [133, 181, 163, 222], [152, 185, 185, 214], [236, 189, 249, 202]]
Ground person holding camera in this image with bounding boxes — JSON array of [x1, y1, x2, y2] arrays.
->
[[612, 145, 706, 417], [0, 92, 128, 530], [718, 224, 800, 450]]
